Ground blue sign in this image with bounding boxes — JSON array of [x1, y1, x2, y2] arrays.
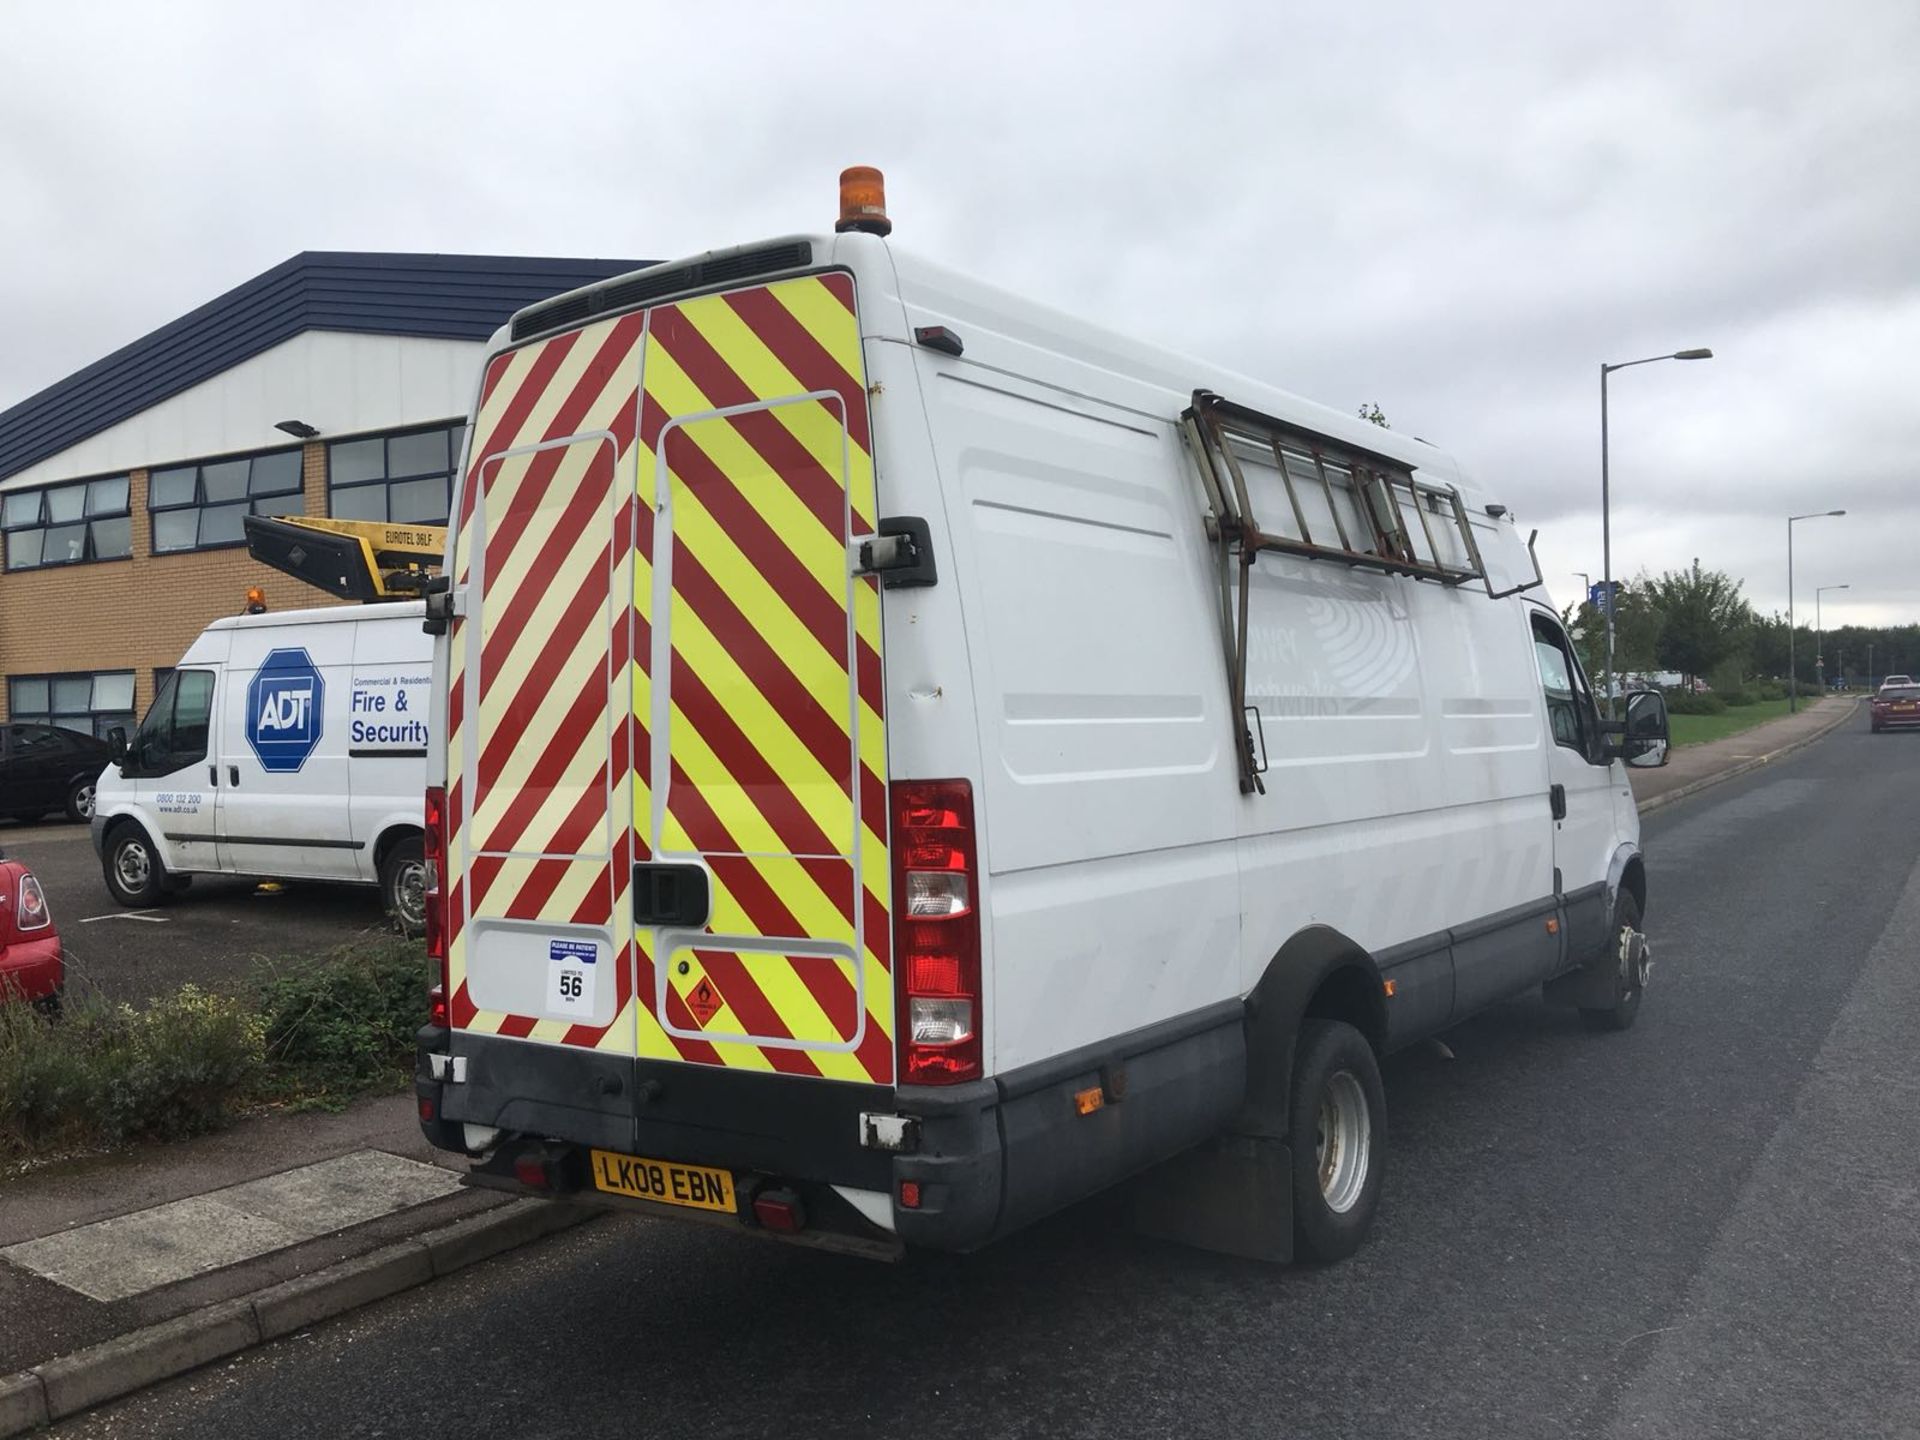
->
[[1589, 580, 1622, 611], [246, 647, 325, 774]]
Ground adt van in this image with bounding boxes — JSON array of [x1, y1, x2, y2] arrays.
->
[[92, 602, 432, 929]]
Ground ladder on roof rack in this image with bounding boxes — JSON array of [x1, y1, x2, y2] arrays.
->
[[1179, 390, 1543, 794]]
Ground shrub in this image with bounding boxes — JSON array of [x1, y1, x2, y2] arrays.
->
[[1750, 679, 1788, 702], [255, 940, 430, 1107], [0, 987, 263, 1157], [1663, 689, 1727, 715], [1714, 687, 1753, 708]]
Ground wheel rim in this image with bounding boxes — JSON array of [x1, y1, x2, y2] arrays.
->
[[74, 783, 95, 819], [116, 840, 152, 891], [1619, 925, 1651, 1001], [393, 860, 427, 930], [1315, 1070, 1372, 1214]]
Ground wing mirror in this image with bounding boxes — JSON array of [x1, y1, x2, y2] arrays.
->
[[108, 726, 129, 765], [1622, 690, 1670, 768]]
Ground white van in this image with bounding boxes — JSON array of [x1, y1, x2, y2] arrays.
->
[[413, 175, 1671, 1263], [92, 602, 432, 929]]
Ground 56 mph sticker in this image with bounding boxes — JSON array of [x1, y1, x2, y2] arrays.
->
[[545, 939, 599, 1016]]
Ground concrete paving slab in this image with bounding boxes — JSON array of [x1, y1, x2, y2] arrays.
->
[[2, 1199, 300, 1302], [218, 1150, 460, 1238], [2, 1150, 460, 1302]]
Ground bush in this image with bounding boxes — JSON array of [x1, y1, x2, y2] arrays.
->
[[1714, 687, 1753, 708], [1750, 679, 1788, 702], [255, 940, 430, 1107], [0, 987, 263, 1157], [1663, 689, 1727, 715]]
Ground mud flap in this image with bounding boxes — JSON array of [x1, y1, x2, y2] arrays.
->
[[1125, 1130, 1295, 1264]]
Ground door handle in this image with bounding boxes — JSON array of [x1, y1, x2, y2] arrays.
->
[[229, 766, 240, 787], [209, 764, 219, 787], [632, 863, 712, 927], [1549, 783, 1566, 820]]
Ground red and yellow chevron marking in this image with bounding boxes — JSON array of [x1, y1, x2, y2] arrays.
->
[[443, 271, 890, 1081], [638, 273, 890, 1083]]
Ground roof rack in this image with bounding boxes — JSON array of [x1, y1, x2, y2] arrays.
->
[[1180, 390, 1542, 794]]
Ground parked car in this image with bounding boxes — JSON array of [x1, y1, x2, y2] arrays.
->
[[0, 851, 61, 1008], [1870, 684, 1920, 733], [0, 723, 112, 824]]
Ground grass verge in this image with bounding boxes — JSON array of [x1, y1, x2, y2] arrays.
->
[[1668, 697, 1797, 747]]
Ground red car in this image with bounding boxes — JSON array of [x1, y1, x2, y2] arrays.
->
[[1871, 684, 1920, 733], [0, 853, 61, 1007]]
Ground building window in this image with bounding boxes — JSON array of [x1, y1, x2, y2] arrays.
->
[[1, 476, 133, 570], [149, 447, 305, 554], [327, 422, 465, 524], [9, 671, 137, 739]]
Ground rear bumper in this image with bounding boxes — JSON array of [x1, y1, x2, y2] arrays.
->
[[1871, 712, 1920, 727], [0, 936, 63, 1003], [417, 1000, 1245, 1254]]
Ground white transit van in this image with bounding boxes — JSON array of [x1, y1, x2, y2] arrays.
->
[[414, 172, 1672, 1263], [92, 602, 432, 930]]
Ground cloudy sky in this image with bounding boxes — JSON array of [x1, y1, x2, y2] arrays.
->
[[3, 2, 1915, 623]]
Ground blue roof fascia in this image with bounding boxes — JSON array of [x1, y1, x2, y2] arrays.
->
[[0, 251, 648, 481]]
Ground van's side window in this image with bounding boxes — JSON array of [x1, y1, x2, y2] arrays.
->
[[1530, 615, 1598, 759], [133, 669, 215, 773]]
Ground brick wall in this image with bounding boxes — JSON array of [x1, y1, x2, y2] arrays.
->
[[0, 442, 346, 722]]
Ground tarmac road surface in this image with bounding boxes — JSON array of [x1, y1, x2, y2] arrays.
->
[[50, 711, 1920, 1439]]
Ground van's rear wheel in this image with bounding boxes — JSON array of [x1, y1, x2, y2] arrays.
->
[[1288, 1019, 1386, 1263], [381, 837, 427, 936], [103, 824, 170, 907]]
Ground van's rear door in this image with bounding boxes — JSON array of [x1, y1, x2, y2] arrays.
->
[[637, 276, 892, 1086], [446, 271, 891, 1092]]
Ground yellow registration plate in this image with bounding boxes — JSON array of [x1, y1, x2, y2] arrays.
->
[[589, 1149, 736, 1212]]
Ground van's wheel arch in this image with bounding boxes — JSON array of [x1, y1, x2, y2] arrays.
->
[[102, 820, 173, 907], [1243, 928, 1390, 1262], [378, 830, 427, 936]]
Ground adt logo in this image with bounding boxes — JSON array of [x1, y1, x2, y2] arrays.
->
[[246, 648, 325, 774]]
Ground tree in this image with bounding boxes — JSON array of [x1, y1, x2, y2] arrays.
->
[[1357, 402, 1390, 428], [1564, 580, 1662, 687], [1645, 563, 1752, 688]]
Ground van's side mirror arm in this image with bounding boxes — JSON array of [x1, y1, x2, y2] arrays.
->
[[108, 726, 128, 765]]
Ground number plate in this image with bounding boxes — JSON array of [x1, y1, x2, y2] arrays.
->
[[589, 1149, 736, 1212]]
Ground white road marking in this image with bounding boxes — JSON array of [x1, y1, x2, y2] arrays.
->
[[77, 910, 168, 924]]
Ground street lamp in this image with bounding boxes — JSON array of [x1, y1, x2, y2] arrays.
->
[[1601, 347, 1713, 712], [1815, 584, 1850, 690], [1787, 511, 1847, 712]]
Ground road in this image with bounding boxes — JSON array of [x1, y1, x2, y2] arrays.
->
[[0, 819, 397, 1002], [52, 713, 1920, 1438]]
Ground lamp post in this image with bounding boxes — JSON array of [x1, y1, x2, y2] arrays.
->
[[1601, 347, 1713, 713], [1787, 511, 1847, 712], [1815, 584, 1849, 691]]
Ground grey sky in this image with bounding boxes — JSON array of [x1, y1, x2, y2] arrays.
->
[[4, 1, 1915, 623]]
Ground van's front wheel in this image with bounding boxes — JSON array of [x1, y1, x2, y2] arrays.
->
[[104, 824, 171, 907], [381, 837, 427, 936], [1288, 1019, 1387, 1263], [1580, 892, 1649, 1032]]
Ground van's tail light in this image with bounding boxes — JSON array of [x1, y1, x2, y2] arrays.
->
[[15, 873, 50, 932], [424, 785, 450, 1023], [892, 779, 981, 1085]]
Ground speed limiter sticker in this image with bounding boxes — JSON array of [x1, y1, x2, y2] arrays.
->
[[545, 939, 599, 1016]]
